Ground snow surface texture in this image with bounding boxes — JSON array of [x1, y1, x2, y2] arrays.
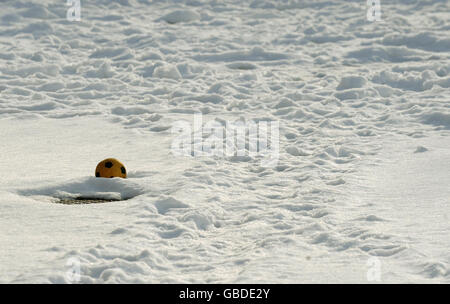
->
[[0, 0, 449, 283]]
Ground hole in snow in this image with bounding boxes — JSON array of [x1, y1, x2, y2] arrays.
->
[[54, 197, 120, 205], [18, 176, 145, 204]]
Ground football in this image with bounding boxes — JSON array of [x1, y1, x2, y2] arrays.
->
[[95, 158, 127, 178]]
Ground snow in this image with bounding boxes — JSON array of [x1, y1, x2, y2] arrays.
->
[[153, 64, 183, 80], [158, 9, 201, 24], [0, 0, 449, 283]]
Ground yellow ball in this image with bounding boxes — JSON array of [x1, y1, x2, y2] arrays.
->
[[95, 158, 127, 178]]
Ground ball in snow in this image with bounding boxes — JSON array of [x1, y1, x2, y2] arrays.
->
[[95, 158, 127, 178]]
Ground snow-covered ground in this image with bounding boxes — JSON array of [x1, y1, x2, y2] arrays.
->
[[0, 0, 449, 283]]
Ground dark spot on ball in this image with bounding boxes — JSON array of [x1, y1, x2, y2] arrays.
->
[[105, 161, 113, 168], [121, 167, 126, 174], [96, 172, 100, 177]]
